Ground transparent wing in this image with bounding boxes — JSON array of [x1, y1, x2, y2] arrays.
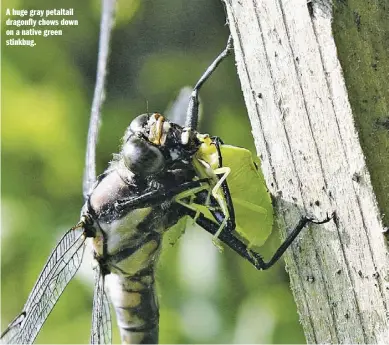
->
[[165, 87, 193, 126], [1, 227, 86, 344], [90, 264, 112, 344], [83, 0, 117, 199]]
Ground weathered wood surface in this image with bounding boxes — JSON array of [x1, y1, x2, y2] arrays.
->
[[222, 0, 389, 342]]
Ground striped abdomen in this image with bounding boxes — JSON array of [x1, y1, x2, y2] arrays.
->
[[103, 222, 163, 344], [108, 265, 160, 344]]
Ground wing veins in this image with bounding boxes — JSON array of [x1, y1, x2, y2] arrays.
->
[[1, 228, 86, 344], [24, 229, 84, 311], [90, 264, 112, 344]]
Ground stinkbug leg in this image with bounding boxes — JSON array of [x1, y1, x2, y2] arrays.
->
[[210, 166, 231, 249], [185, 35, 233, 129], [174, 184, 211, 222], [212, 137, 236, 227]]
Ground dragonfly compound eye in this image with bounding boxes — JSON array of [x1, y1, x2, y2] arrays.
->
[[129, 113, 150, 134], [122, 114, 151, 142], [122, 136, 165, 177]]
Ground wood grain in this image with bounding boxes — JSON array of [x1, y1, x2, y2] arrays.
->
[[222, 0, 389, 342]]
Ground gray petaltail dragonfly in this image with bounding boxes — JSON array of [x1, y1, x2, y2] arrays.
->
[[1, 1, 333, 343]]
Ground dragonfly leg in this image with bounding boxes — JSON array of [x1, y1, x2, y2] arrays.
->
[[256, 213, 334, 269], [115, 178, 209, 212], [181, 205, 333, 270], [189, 186, 234, 254], [185, 35, 233, 129], [182, 206, 268, 269]]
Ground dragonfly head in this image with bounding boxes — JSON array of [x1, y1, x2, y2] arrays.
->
[[121, 113, 201, 177]]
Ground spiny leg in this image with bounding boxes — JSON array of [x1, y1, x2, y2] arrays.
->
[[262, 213, 334, 268], [181, 205, 267, 268], [181, 204, 333, 270], [185, 35, 234, 129], [182, 33, 236, 239], [115, 179, 209, 211]]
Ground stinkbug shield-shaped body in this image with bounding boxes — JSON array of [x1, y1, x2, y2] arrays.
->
[[0, 1, 333, 344]]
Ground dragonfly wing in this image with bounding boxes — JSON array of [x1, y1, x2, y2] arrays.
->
[[165, 87, 193, 126], [0, 313, 26, 344], [83, 0, 117, 199], [0, 227, 86, 344], [90, 264, 112, 344]]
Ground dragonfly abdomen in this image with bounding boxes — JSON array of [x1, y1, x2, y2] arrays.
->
[[107, 260, 160, 344], [88, 171, 167, 344]]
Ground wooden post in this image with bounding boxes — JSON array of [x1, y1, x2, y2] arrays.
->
[[222, 0, 389, 342]]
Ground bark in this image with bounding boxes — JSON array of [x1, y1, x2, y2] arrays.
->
[[222, 0, 389, 342]]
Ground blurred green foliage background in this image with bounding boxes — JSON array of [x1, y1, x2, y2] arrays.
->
[[1, 0, 305, 343]]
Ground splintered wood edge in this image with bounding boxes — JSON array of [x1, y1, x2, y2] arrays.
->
[[222, 0, 389, 343]]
